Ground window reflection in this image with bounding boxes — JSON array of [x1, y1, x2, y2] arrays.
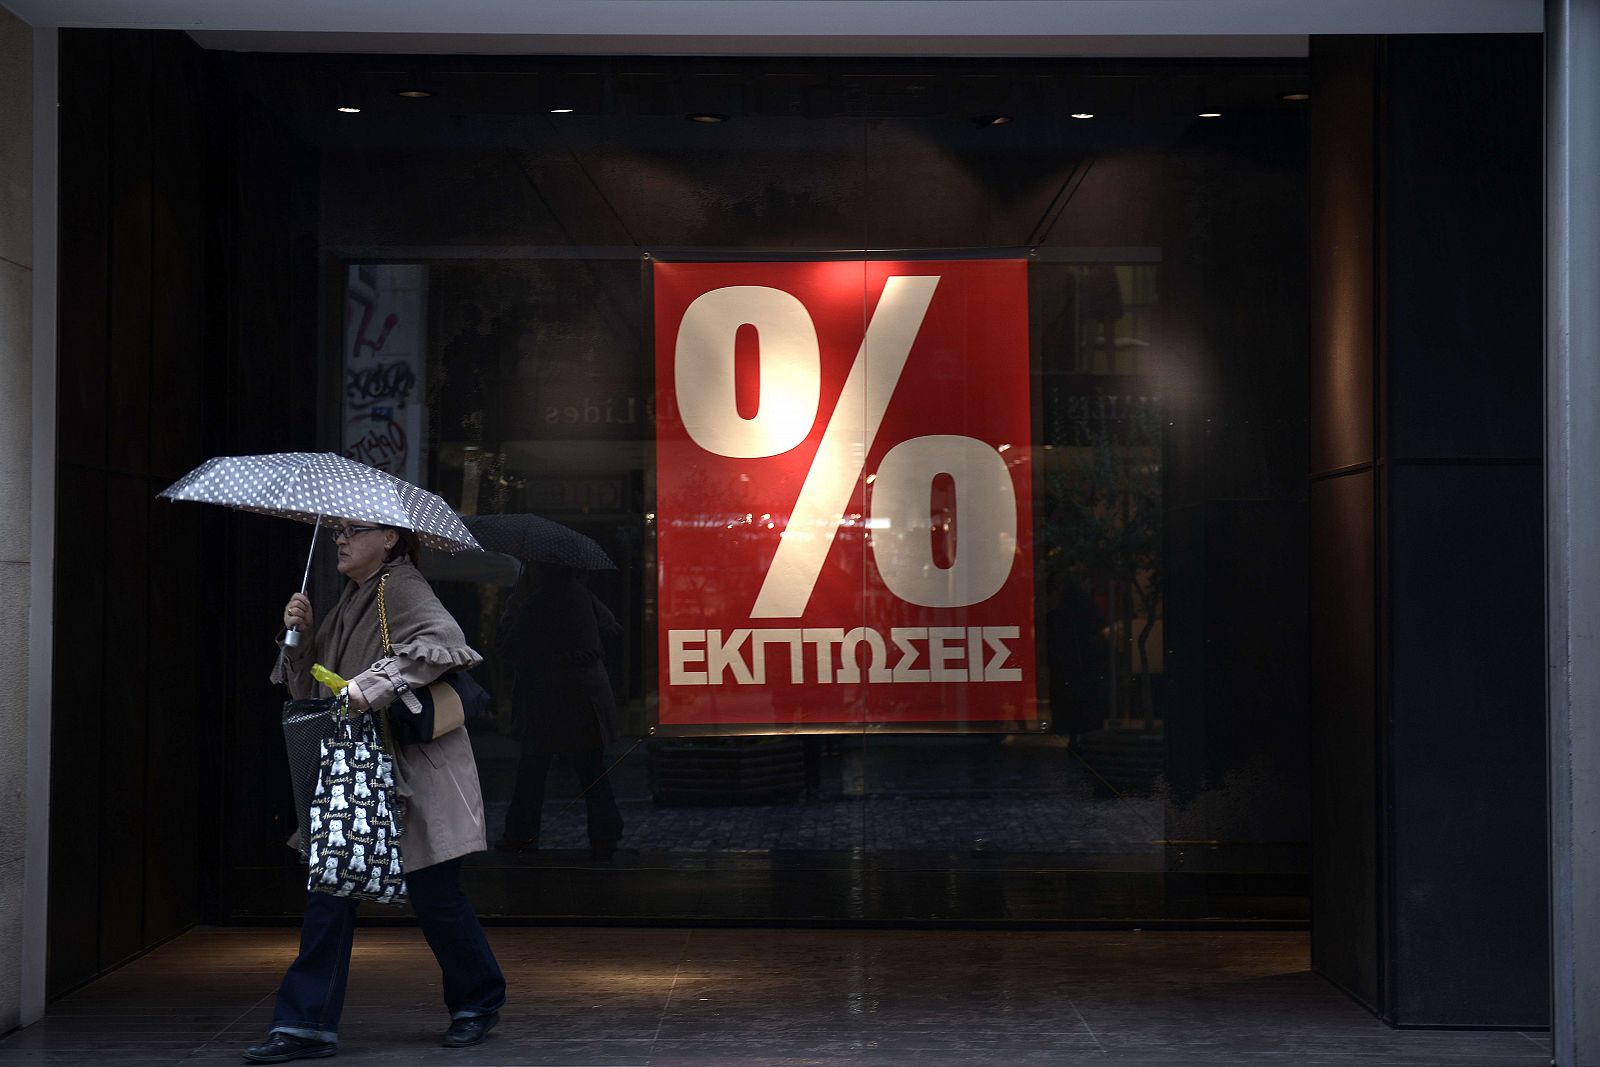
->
[[259, 54, 1315, 923], [365, 246, 1303, 921]]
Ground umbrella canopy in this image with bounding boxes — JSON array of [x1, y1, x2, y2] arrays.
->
[[159, 452, 480, 553], [419, 546, 524, 587], [464, 513, 616, 570]]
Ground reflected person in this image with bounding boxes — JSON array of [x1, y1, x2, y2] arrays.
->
[[496, 563, 624, 860], [1044, 571, 1109, 741], [1079, 263, 1125, 369], [244, 523, 506, 1063]]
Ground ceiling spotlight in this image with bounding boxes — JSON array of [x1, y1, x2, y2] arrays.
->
[[1281, 91, 1310, 102], [549, 107, 574, 114], [687, 112, 727, 123], [976, 114, 1013, 126], [1070, 112, 1094, 120], [1198, 111, 1222, 119], [336, 106, 361, 114], [395, 89, 432, 99]]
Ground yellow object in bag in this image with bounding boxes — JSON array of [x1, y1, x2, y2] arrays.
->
[[310, 663, 349, 696]]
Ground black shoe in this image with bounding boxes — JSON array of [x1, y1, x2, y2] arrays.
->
[[242, 1033, 337, 1063], [442, 1011, 498, 1048], [589, 840, 618, 862]]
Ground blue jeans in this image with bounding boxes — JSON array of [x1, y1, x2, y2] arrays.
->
[[270, 858, 506, 1042]]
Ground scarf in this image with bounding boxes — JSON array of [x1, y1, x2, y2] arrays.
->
[[314, 560, 480, 681]]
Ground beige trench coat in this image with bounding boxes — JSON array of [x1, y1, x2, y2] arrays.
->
[[275, 562, 488, 871]]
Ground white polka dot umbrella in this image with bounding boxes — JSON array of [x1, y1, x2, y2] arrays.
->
[[159, 452, 481, 646], [158, 452, 481, 552]]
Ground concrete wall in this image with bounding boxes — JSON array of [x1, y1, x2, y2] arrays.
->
[[1547, 3, 1600, 1062], [0, 1, 32, 1039]]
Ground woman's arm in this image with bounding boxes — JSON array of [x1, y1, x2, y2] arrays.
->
[[272, 643, 318, 700], [344, 654, 450, 712], [269, 590, 318, 699], [270, 637, 319, 700], [350, 565, 482, 711]]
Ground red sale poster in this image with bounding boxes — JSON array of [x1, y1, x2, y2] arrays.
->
[[654, 260, 1036, 731]]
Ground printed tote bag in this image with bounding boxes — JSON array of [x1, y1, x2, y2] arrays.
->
[[304, 697, 407, 905]]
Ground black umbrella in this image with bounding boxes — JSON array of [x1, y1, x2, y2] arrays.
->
[[463, 513, 616, 571]]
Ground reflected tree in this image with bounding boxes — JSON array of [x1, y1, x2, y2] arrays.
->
[[1038, 398, 1163, 727]]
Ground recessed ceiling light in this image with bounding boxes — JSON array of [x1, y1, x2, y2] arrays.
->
[[1070, 112, 1094, 120], [396, 89, 432, 99], [976, 114, 1012, 126], [336, 106, 361, 114], [1281, 91, 1310, 102], [687, 112, 727, 123], [1198, 111, 1222, 118], [550, 107, 574, 114]]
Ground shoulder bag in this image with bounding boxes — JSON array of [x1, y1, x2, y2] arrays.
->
[[375, 570, 491, 747], [282, 698, 336, 851]]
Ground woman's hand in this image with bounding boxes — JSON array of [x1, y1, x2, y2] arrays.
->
[[283, 593, 314, 635], [346, 680, 370, 711]]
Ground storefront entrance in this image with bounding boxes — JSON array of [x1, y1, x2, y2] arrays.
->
[[41, 14, 1551, 1030], [28, 11, 1567, 1048], [199, 52, 1314, 925]]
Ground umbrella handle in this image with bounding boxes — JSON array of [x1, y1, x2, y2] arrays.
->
[[283, 514, 322, 648]]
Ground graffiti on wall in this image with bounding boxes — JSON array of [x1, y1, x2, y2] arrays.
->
[[342, 265, 427, 481]]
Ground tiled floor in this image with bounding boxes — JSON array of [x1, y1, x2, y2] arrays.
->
[[1, 927, 1549, 1066]]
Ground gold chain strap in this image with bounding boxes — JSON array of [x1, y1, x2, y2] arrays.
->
[[376, 572, 393, 656], [372, 571, 398, 755]]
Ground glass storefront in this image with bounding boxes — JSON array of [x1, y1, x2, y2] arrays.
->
[[229, 54, 1310, 923]]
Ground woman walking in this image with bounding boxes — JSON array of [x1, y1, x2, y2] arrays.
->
[[244, 522, 506, 1063]]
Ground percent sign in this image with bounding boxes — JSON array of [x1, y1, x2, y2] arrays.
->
[[675, 276, 1019, 617]]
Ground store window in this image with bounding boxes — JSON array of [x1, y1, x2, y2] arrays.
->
[[232, 54, 1310, 922]]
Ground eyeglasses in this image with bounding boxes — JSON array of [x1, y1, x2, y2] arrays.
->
[[328, 524, 383, 543]]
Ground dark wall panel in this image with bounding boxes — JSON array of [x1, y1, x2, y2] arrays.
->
[[1387, 463, 1545, 1025], [55, 31, 110, 473], [98, 474, 151, 968], [1309, 471, 1378, 1010], [1377, 34, 1545, 1029], [1307, 36, 1380, 1008], [50, 26, 115, 1000], [148, 33, 209, 480], [1309, 36, 1376, 476], [50, 28, 217, 999], [144, 501, 205, 934], [105, 36, 154, 470], [217, 83, 324, 899], [45, 466, 106, 996], [142, 32, 213, 939], [1308, 32, 1545, 1029], [1382, 36, 1543, 462]]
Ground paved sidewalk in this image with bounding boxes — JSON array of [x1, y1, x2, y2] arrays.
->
[[0, 927, 1549, 1066]]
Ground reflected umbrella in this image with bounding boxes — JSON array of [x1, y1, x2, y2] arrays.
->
[[463, 513, 616, 571]]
